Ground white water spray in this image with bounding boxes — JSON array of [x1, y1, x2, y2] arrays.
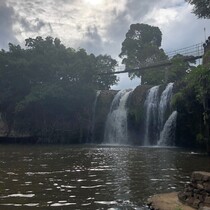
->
[[104, 89, 133, 144], [158, 83, 174, 131], [143, 86, 159, 145], [89, 90, 101, 142], [158, 111, 178, 146]]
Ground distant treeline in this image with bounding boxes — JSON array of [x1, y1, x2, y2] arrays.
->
[[0, 36, 118, 143]]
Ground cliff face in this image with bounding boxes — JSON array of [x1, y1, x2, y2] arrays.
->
[[0, 85, 168, 144], [92, 86, 153, 145], [127, 85, 152, 145], [0, 84, 182, 145], [93, 90, 118, 143]]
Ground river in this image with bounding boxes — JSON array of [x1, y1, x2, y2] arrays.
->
[[0, 145, 210, 209]]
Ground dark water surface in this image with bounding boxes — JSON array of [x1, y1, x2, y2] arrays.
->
[[0, 145, 210, 209]]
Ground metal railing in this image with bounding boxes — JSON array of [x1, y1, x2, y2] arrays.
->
[[108, 43, 204, 75]]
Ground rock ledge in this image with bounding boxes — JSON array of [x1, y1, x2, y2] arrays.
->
[[148, 172, 210, 210], [148, 192, 194, 210]]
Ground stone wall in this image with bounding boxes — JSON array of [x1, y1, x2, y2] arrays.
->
[[178, 171, 210, 209]]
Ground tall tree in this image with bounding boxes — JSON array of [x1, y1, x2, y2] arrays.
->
[[119, 23, 167, 84], [186, 0, 210, 18]]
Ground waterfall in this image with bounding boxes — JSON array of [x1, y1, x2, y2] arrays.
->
[[104, 89, 133, 144], [143, 86, 160, 146], [158, 111, 178, 146], [158, 83, 174, 131], [143, 83, 176, 146], [89, 90, 101, 143]]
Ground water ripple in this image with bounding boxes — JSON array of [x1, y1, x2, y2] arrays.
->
[[0, 146, 210, 209], [1, 193, 35, 198]]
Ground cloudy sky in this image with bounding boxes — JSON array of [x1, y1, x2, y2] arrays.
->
[[1, 0, 210, 89]]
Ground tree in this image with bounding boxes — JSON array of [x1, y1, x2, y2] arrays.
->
[[0, 37, 118, 142], [166, 54, 196, 83], [0, 44, 31, 134], [186, 65, 210, 106], [93, 54, 118, 89], [119, 23, 167, 84], [172, 64, 210, 149], [186, 0, 210, 18]]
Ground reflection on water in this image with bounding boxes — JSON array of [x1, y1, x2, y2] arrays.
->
[[0, 145, 210, 209]]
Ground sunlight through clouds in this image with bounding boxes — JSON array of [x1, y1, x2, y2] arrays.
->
[[83, 0, 105, 6], [1, 0, 210, 89]]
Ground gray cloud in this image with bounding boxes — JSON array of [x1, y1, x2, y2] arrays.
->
[[79, 25, 104, 55], [18, 17, 46, 32], [125, 0, 158, 21], [103, 1, 163, 59], [103, 1, 185, 58], [106, 10, 130, 40], [1, 0, 210, 89], [101, 10, 131, 58], [59, 0, 78, 3], [0, 2, 18, 49]]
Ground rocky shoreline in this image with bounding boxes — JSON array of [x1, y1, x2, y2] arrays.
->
[[148, 192, 194, 210], [147, 171, 210, 210]]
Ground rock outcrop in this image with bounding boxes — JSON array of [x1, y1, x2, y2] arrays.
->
[[148, 171, 210, 210], [127, 85, 151, 144], [93, 89, 118, 143], [178, 171, 210, 210]]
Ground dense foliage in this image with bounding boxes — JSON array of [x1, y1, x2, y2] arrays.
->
[[172, 63, 210, 148], [119, 23, 168, 84], [186, 0, 210, 18], [171, 0, 210, 149], [0, 36, 118, 142]]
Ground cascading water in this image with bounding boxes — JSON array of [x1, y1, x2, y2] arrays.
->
[[158, 82, 174, 131], [143, 83, 177, 146], [89, 90, 101, 143], [143, 86, 159, 146], [158, 111, 178, 146], [104, 89, 133, 144]]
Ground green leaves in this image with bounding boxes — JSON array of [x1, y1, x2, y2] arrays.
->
[[119, 23, 167, 84], [93, 55, 118, 89], [186, 65, 210, 102], [186, 0, 210, 18], [0, 36, 118, 141]]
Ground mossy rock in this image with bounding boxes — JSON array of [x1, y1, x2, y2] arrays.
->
[[127, 85, 151, 145], [93, 90, 118, 143]]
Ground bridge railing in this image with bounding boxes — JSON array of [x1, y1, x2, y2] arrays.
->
[[112, 43, 204, 74], [166, 43, 204, 59]]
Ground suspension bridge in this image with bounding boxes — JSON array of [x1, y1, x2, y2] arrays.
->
[[102, 43, 204, 75]]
